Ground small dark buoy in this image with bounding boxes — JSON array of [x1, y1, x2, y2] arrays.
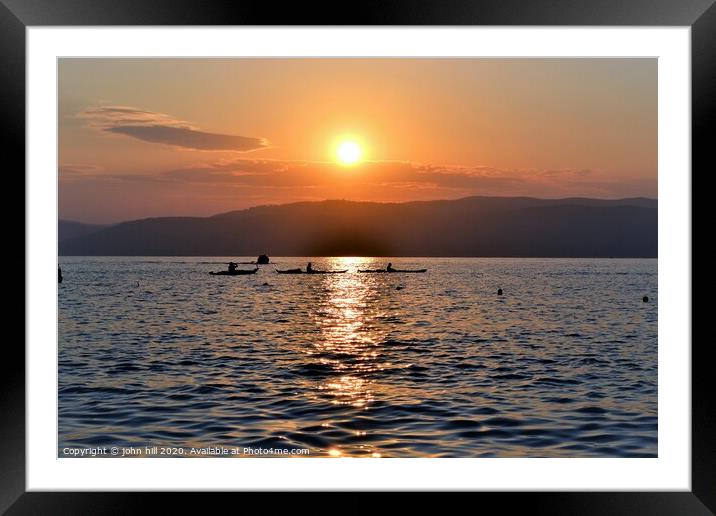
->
[[257, 254, 270, 265], [497, 288, 503, 296], [263, 282, 270, 286], [58, 266, 63, 284], [396, 285, 404, 291], [643, 296, 649, 303]]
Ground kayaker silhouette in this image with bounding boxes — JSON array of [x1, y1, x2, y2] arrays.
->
[[228, 262, 238, 273], [306, 262, 314, 273], [386, 262, 396, 272]]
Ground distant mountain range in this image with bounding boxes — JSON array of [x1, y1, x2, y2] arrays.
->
[[58, 220, 112, 243], [59, 196, 657, 257]]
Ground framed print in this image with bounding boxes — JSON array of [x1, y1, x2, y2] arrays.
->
[[5, 0, 712, 512]]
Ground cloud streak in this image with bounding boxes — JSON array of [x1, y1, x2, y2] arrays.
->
[[60, 157, 649, 199], [76, 105, 268, 152], [156, 159, 599, 192]]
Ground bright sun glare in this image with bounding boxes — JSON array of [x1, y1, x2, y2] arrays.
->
[[337, 141, 362, 165]]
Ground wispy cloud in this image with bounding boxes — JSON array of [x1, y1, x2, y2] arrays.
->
[[58, 163, 104, 182], [155, 159, 598, 192], [60, 157, 643, 199], [59, 163, 103, 175], [76, 105, 268, 152]]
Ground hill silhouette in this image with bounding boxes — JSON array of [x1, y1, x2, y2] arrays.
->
[[59, 196, 657, 257], [59, 220, 112, 243]]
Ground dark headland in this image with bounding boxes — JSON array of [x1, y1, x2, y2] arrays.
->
[[59, 196, 657, 257]]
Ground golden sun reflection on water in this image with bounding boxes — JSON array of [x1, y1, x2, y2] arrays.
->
[[308, 257, 388, 410]]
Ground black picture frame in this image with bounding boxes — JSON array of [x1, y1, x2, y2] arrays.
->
[[4, 0, 710, 513]]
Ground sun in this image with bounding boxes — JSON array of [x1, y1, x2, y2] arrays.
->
[[337, 141, 362, 165]]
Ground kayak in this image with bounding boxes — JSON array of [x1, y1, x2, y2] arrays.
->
[[358, 269, 427, 273], [209, 268, 259, 276], [276, 269, 348, 274]]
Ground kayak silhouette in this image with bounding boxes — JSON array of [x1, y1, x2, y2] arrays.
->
[[276, 261, 347, 274], [358, 262, 426, 273], [358, 268, 427, 273], [276, 268, 348, 275], [209, 267, 259, 276]]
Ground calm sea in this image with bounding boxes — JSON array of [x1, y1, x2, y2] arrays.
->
[[58, 257, 657, 458]]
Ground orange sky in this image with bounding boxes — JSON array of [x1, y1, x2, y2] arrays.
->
[[59, 58, 656, 223]]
